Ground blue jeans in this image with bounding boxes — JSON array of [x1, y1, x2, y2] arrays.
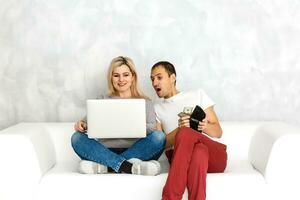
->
[[71, 130, 166, 172]]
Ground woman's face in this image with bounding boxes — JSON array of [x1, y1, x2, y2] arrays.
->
[[112, 64, 134, 94]]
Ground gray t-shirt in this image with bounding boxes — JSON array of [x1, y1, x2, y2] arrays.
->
[[81, 95, 157, 148]]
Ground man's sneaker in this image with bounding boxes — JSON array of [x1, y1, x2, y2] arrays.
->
[[128, 158, 161, 176], [78, 160, 108, 174]]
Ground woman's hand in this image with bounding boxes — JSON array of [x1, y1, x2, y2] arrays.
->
[[74, 121, 87, 132]]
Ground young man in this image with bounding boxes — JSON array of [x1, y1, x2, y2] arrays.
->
[[150, 61, 227, 200]]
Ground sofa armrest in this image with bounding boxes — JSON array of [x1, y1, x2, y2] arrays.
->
[[0, 123, 56, 200], [248, 122, 300, 184]]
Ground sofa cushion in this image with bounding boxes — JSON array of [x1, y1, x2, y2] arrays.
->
[[36, 160, 266, 200]]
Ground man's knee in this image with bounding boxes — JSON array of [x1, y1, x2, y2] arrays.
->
[[175, 127, 198, 144], [194, 144, 209, 160], [192, 144, 209, 167], [176, 127, 189, 140]]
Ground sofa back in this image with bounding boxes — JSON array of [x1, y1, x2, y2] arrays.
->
[[219, 121, 263, 161], [42, 123, 80, 163], [41, 122, 264, 163]]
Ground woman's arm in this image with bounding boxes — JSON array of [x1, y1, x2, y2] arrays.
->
[[145, 100, 158, 133]]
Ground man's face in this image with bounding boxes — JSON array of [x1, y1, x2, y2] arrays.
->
[[150, 66, 175, 98]]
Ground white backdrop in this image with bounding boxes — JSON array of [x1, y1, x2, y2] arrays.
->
[[1, 0, 300, 130]]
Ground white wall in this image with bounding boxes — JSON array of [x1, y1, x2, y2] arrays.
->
[[1, 0, 300, 130]]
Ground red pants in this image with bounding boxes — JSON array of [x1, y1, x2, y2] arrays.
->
[[162, 127, 227, 200]]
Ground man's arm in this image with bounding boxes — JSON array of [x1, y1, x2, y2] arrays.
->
[[165, 128, 179, 150], [179, 106, 222, 138], [158, 106, 222, 150], [201, 106, 222, 138]]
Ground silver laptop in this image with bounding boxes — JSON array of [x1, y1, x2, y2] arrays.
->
[[87, 99, 146, 139]]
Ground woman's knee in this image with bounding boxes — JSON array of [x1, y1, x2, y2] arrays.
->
[[148, 130, 166, 147], [71, 132, 86, 148]]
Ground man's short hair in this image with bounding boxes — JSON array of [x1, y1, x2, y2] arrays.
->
[[151, 61, 176, 77]]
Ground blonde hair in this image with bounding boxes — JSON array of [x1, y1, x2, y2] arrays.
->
[[107, 56, 148, 99]]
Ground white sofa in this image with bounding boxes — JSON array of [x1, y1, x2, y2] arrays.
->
[[1, 121, 300, 200]]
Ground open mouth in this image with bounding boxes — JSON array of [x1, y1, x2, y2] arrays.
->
[[155, 88, 161, 93]]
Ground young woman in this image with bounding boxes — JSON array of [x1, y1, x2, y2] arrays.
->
[[71, 56, 166, 176]]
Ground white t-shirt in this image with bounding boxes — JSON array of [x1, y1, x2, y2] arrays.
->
[[154, 89, 215, 134]]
